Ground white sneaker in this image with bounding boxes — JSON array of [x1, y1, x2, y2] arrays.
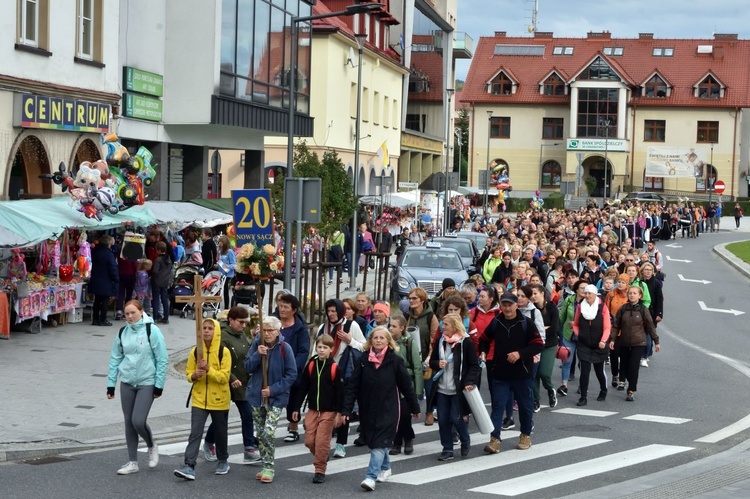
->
[[376, 469, 392, 482], [147, 443, 159, 469], [117, 461, 139, 475], [333, 444, 346, 458], [361, 477, 376, 491], [640, 358, 649, 368]]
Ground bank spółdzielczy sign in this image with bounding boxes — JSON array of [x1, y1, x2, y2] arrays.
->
[[13, 94, 110, 133]]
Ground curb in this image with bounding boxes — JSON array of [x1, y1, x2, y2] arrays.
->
[[711, 240, 750, 280]]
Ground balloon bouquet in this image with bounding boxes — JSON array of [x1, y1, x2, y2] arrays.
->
[[39, 134, 156, 221], [491, 161, 512, 213], [530, 190, 545, 210]]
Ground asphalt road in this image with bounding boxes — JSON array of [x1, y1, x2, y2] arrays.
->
[[4, 229, 750, 499]]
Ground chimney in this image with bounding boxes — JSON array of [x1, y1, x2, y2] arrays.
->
[[714, 33, 738, 40], [587, 31, 612, 40], [714, 45, 725, 60], [534, 31, 554, 39], [494, 31, 506, 37], [638, 33, 654, 40]]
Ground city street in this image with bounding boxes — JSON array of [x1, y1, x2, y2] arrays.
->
[[2, 223, 750, 498]]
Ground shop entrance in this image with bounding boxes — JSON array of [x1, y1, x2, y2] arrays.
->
[[583, 155, 612, 198], [8, 135, 52, 200]]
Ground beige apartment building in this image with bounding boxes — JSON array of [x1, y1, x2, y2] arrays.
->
[[462, 31, 750, 199]]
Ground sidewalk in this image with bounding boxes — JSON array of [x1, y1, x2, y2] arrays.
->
[[0, 272, 372, 462]]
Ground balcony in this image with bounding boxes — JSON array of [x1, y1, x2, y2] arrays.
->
[[434, 31, 474, 59]]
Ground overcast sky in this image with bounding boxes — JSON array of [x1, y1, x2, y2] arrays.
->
[[456, 0, 750, 80]]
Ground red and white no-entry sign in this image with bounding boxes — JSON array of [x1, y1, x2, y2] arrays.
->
[[714, 180, 725, 194]]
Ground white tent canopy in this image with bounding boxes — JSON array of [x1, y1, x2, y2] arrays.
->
[[359, 192, 418, 209], [146, 201, 233, 229]]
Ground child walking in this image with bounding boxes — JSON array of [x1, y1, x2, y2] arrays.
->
[[292, 334, 344, 484], [135, 259, 152, 314], [174, 319, 231, 480]]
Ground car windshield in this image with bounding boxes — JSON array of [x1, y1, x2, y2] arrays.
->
[[438, 240, 472, 258], [402, 251, 463, 270]]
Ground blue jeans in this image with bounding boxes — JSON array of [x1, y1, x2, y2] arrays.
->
[[490, 378, 533, 439], [365, 447, 390, 480], [435, 392, 470, 452], [561, 336, 577, 383], [152, 286, 169, 320], [643, 334, 653, 359], [206, 399, 255, 449]]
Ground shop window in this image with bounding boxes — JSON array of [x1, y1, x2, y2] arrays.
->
[[542, 118, 563, 139], [697, 121, 719, 143], [490, 117, 510, 139], [644, 120, 665, 142], [541, 161, 561, 187]]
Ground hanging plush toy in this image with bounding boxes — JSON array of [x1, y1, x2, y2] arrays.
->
[[76, 231, 92, 278]]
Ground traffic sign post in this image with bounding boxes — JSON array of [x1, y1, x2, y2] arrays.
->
[[232, 189, 274, 245]]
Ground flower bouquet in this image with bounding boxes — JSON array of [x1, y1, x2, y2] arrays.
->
[[235, 243, 284, 278]]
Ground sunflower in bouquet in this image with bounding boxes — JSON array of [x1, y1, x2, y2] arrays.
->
[[235, 243, 284, 278]]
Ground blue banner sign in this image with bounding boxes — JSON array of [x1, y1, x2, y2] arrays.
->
[[232, 189, 273, 244]]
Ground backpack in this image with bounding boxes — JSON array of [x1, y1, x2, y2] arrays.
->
[[307, 357, 338, 380], [119, 323, 152, 352], [319, 320, 359, 381]]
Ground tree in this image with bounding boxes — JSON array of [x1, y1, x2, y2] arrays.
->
[[271, 142, 358, 239], [454, 107, 469, 183]]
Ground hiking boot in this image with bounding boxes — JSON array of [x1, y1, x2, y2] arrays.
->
[[483, 436, 501, 454], [516, 433, 532, 450]]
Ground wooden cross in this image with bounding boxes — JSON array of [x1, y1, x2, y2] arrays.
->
[[175, 274, 222, 361]]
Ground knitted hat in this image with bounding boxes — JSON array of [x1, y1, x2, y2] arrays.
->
[[442, 278, 456, 291], [617, 273, 631, 285], [373, 302, 391, 317]]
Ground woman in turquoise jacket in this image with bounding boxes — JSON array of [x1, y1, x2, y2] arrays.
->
[[107, 300, 168, 476]]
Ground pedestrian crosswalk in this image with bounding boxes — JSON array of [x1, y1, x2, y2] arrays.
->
[[137, 407, 698, 496]]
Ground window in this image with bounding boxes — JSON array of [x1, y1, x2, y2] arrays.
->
[[697, 75, 721, 99], [362, 87, 370, 122], [542, 118, 564, 139], [576, 88, 618, 138], [579, 56, 619, 80], [643, 175, 664, 191], [408, 68, 430, 93], [603, 47, 624, 56], [405, 114, 425, 133], [541, 161, 561, 187], [644, 74, 667, 98], [490, 117, 511, 138], [77, 0, 93, 59], [373, 91, 380, 125], [553, 46, 574, 55], [20, 0, 38, 47], [383, 96, 390, 128], [490, 72, 513, 95], [652, 47, 674, 57], [697, 121, 719, 143], [543, 73, 565, 96], [644, 120, 665, 142]]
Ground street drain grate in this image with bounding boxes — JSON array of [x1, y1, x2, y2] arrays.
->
[[558, 424, 610, 432], [23, 456, 75, 465]]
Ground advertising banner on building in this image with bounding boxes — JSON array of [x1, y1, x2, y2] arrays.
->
[[645, 147, 708, 178]]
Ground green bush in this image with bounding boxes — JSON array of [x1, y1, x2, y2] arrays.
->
[[500, 194, 564, 211]]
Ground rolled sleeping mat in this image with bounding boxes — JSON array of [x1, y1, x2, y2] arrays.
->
[[463, 385, 494, 434]]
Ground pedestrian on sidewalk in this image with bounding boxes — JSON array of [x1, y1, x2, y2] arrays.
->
[[90, 235, 118, 326], [107, 300, 168, 475], [291, 334, 344, 484], [175, 318, 232, 480], [202, 307, 258, 464], [338, 326, 420, 491], [734, 203, 743, 229], [245, 316, 297, 483]]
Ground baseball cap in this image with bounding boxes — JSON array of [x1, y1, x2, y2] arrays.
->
[[499, 293, 518, 304]]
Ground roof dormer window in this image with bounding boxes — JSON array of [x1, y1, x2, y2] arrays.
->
[[488, 71, 515, 95], [644, 74, 668, 98], [552, 46, 574, 55], [696, 75, 722, 99], [542, 73, 565, 96], [579, 56, 620, 80]]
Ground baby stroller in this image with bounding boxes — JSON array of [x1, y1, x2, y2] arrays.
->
[[199, 270, 226, 319], [171, 263, 202, 317], [232, 276, 265, 309]]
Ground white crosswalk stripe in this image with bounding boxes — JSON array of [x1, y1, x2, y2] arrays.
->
[[390, 436, 609, 485], [552, 407, 618, 417], [623, 414, 692, 424], [468, 444, 694, 496]]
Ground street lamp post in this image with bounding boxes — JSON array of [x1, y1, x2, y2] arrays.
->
[[442, 88, 455, 236], [455, 129, 462, 186], [283, 2, 383, 292], [538, 142, 561, 192], [708, 142, 714, 204], [484, 111, 493, 215], [348, 33, 367, 291], [599, 118, 612, 205]]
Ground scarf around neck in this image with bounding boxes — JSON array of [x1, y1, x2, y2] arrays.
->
[[580, 297, 600, 321], [368, 347, 386, 368]]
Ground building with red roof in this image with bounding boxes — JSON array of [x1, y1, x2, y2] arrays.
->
[[461, 31, 750, 199]]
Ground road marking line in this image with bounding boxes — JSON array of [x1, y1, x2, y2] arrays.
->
[[623, 414, 692, 425], [390, 436, 609, 485], [468, 444, 693, 496], [552, 408, 618, 417], [289, 431, 518, 474], [695, 414, 750, 443]]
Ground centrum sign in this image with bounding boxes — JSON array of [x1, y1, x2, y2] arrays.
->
[[567, 138, 628, 152]]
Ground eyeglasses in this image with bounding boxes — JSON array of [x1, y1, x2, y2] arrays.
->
[[262, 328, 277, 332], [626, 259, 635, 262], [235, 319, 249, 324]]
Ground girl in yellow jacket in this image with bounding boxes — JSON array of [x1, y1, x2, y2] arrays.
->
[[174, 319, 231, 480]]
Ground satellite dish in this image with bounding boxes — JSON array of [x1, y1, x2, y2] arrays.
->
[[528, 25, 535, 33]]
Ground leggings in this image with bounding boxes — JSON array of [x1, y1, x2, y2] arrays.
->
[[579, 360, 607, 398], [120, 382, 155, 461], [620, 345, 646, 392]]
